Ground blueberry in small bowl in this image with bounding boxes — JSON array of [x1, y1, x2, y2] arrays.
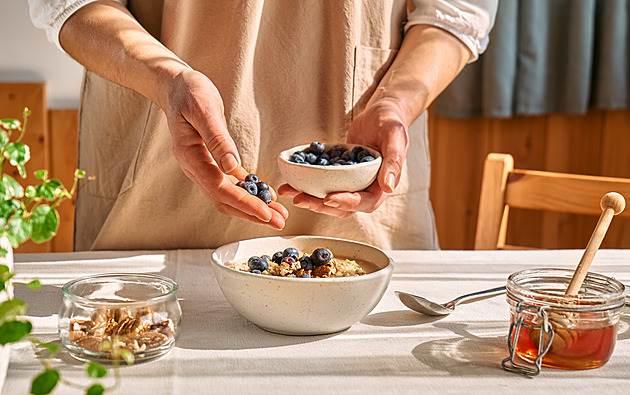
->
[[277, 142, 382, 198]]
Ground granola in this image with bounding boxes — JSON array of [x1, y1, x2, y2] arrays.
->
[[69, 307, 174, 358], [228, 247, 366, 278]]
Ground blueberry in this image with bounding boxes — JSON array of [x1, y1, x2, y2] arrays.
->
[[360, 155, 375, 163], [329, 157, 340, 165], [341, 150, 356, 162], [236, 181, 245, 188], [311, 248, 333, 266], [309, 141, 326, 156], [242, 181, 258, 195], [282, 247, 299, 260], [299, 255, 314, 271], [352, 146, 365, 156], [300, 273, 311, 278], [315, 157, 329, 166], [272, 251, 283, 264], [256, 181, 269, 192], [251, 269, 262, 274], [245, 174, 259, 183], [305, 152, 318, 164], [333, 159, 347, 166], [330, 145, 345, 158], [261, 255, 270, 261], [290, 153, 306, 163], [356, 149, 371, 162], [258, 189, 272, 204], [248, 256, 268, 271], [282, 256, 296, 265]]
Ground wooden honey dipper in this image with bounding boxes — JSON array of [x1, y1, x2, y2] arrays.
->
[[531, 192, 626, 354], [566, 192, 626, 296]]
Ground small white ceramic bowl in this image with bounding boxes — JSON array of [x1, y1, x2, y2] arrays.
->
[[211, 236, 393, 335], [277, 143, 382, 198]]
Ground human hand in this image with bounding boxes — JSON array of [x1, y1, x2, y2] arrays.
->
[[278, 101, 408, 217], [160, 68, 288, 228]]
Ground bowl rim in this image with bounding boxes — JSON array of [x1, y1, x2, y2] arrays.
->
[[278, 143, 382, 169], [210, 235, 394, 283], [62, 273, 179, 306]]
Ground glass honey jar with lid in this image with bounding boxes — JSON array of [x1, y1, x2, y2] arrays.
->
[[502, 268, 625, 376]]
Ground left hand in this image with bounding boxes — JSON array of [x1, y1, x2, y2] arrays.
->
[[278, 100, 409, 218]]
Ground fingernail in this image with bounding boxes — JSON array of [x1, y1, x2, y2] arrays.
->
[[295, 202, 310, 210], [220, 153, 238, 173], [385, 173, 395, 191], [256, 211, 272, 222], [324, 200, 340, 208]]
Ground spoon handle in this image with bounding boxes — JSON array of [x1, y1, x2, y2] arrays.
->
[[446, 286, 506, 308]]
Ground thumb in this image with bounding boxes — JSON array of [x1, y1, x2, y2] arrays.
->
[[190, 111, 242, 175], [377, 135, 407, 194]]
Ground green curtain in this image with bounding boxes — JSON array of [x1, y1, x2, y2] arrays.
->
[[434, 0, 629, 118]]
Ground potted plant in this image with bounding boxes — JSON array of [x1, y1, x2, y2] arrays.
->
[[0, 108, 124, 394]]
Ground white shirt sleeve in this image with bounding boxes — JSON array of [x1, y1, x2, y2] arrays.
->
[[406, 0, 498, 62], [27, 0, 127, 52]]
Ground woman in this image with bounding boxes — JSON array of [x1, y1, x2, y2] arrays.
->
[[29, 0, 497, 250]]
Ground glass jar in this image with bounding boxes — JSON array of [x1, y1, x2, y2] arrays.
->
[[59, 273, 182, 363], [503, 268, 625, 375]]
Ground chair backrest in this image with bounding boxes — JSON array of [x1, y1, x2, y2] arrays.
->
[[474, 153, 630, 250]]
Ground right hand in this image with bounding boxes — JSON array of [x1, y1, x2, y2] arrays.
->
[[158, 68, 288, 229]]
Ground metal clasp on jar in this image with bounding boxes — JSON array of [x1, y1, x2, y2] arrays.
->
[[502, 301, 554, 376]]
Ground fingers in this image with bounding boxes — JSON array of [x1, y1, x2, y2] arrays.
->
[[279, 182, 387, 218], [173, 70, 242, 175]]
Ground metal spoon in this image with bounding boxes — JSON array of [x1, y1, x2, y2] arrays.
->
[[395, 286, 507, 316]]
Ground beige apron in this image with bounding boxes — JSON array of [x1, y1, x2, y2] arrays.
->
[[74, 0, 439, 251]]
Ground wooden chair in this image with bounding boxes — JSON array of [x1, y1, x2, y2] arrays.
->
[[474, 153, 630, 250]]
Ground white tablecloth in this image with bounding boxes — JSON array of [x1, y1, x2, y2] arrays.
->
[[4, 249, 630, 394]]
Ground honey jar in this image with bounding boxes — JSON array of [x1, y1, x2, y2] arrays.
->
[[502, 268, 625, 376]]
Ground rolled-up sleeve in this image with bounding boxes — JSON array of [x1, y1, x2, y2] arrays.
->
[[27, 0, 127, 52], [407, 0, 498, 62]]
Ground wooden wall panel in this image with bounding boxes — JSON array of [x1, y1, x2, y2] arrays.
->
[[49, 109, 79, 252], [0, 82, 51, 253], [430, 108, 630, 250]]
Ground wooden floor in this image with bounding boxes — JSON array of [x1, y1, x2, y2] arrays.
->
[[2, 82, 630, 251]]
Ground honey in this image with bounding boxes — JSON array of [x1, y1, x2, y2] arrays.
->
[[509, 313, 617, 370], [503, 268, 625, 374]]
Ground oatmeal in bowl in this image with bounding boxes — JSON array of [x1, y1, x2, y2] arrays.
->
[[211, 236, 393, 335]]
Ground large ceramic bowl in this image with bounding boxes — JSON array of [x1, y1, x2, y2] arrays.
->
[[277, 143, 382, 198], [211, 236, 393, 335]]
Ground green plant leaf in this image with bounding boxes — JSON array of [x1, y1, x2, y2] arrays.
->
[[74, 169, 86, 178], [0, 299, 27, 323], [0, 174, 25, 200], [4, 142, 31, 178], [0, 119, 20, 130], [0, 320, 32, 344], [37, 179, 63, 201], [34, 340, 60, 353], [7, 217, 32, 247], [34, 170, 48, 180], [30, 369, 59, 395], [86, 384, 105, 395], [0, 264, 15, 292], [86, 361, 107, 378], [27, 279, 41, 290], [30, 205, 59, 243], [0, 130, 9, 150]]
